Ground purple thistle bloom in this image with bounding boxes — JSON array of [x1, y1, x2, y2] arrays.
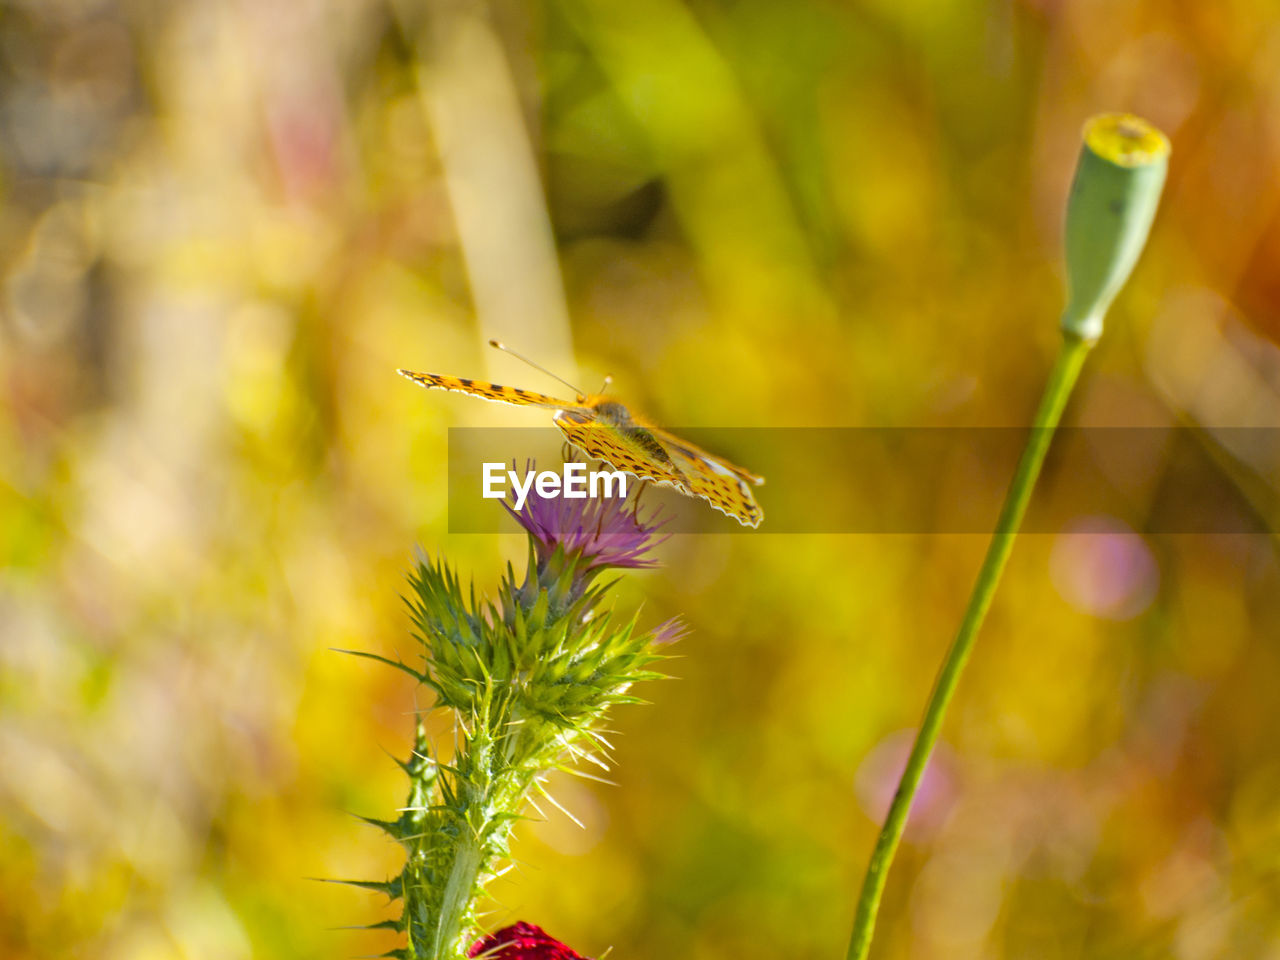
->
[[647, 616, 687, 647], [504, 464, 668, 572]]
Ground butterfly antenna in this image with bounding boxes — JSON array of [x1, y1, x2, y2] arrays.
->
[[488, 339, 586, 398], [598, 374, 613, 393]]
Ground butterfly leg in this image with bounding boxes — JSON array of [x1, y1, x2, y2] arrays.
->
[[560, 439, 581, 466], [631, 480, 647, 515]]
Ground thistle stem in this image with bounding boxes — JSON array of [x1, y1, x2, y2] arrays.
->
[[844, 332, 1095, 960], [433, 833, 485, 959]]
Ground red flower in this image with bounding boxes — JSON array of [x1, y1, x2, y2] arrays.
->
[[468, 922, 592, 960]]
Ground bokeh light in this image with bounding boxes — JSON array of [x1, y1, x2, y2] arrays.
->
[[3, 2, 1280, 959]]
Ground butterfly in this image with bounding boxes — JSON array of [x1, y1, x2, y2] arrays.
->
[[399, 342, 764, 527]]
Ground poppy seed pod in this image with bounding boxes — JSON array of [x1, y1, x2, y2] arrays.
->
[[1061, 113, 1170, 341]]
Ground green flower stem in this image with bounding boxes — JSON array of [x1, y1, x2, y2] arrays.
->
[[844, 113, 1167, 960], [845, 332, 1094, 960], [424, 716, 533, 958], [433, 827, 489, 959]]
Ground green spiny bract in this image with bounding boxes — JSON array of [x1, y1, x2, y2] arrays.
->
[[361, 499, 672, 960]]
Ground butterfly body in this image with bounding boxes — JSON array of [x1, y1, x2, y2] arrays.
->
[[398, 369, 764, 527], [561, 397, 678, 472]]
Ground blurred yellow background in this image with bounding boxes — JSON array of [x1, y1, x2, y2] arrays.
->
[[4, 1, 1280, 958]]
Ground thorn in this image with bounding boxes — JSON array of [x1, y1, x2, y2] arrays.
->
[[558, 766, 616, 787], [308, 877, 401, 898], [538, 785, 585, 830], [525, 795, 548, 820], [327, 919, 404, 933]]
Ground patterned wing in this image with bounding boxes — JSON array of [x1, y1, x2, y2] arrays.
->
[[398, 370, 577, 410], [652, 429, 764, 528], [649, 427, 765, 486], [553, 415, 690, 492]]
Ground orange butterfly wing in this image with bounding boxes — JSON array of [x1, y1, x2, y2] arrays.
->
[[649, 427, 765, 486], [552, 415, 689, 491], [557, 414, 765, 528], [654, 432, 764, 529], [400, 369, 765, 528], [397, 370, 579, 410]]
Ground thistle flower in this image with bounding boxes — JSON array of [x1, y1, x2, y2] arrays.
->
[[504, 462, 668, 612], [508, 490, 666, 570], [468, 922, 592, 960], [350, 471, 675, 960], [505, 462, 668, 571]]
